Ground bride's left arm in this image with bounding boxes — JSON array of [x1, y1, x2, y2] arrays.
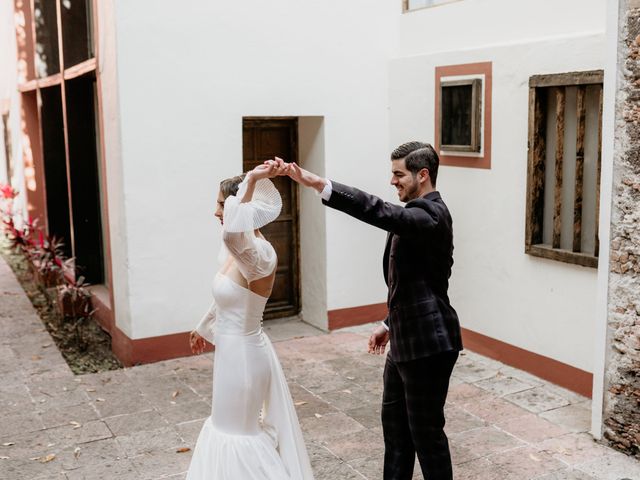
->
[[221, 165, 284, 282]]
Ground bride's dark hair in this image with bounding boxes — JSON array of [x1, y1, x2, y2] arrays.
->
[[220, 174, 246, 200]]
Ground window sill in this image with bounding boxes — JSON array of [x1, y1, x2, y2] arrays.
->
[[526, 244, 598, 269], [89, 284, 112, 311]]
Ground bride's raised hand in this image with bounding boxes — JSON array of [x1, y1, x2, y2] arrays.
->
[[250, 160, 288, 180], [262, 157, 291, 176]]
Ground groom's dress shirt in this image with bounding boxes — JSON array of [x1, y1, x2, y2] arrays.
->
[[319, 180, 333, 201], [320, 180, 462, 362]]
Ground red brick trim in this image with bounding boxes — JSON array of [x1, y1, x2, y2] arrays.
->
[[113, 329, 213, 367], [326, 302, 592, 397], [435, 61, 493, 169], [461, 327, 592, 398], [90, 289, 212, 367], [328, 302, 387, 330]]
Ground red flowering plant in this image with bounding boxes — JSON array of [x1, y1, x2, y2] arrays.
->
[[0, 183, 18, 200], [0, 183, 18, 222], [29, 230, 66, 288], [58, 275, 93, 318], [57, 274, 95, 348], [0, 183, 29, 250], [2, 215, 37, 253]]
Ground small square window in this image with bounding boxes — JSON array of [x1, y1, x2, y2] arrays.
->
[[439, 79, 482, 153], [435, 62, 492, 169]]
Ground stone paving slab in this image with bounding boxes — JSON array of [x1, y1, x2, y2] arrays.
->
[[1, 255, 639, 480]]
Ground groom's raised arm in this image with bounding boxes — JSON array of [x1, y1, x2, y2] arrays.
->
[[321, 180, 441, 236], [278, 160, 442, 236]]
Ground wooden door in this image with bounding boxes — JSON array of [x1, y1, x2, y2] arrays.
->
[[243, 118, 300, 319]]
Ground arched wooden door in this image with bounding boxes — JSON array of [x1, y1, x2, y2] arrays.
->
[[243, 118, 300, 319]]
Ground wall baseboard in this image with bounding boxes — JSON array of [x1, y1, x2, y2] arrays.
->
[[326, 302, 593, 398]]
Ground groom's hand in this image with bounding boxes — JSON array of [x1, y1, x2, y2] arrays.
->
[[265, 157, 326, 192], [286, 162, 327, 193], [368, 325, 389, 355]]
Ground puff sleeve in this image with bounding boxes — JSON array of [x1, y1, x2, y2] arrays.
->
[[221, 178, 281, 282]]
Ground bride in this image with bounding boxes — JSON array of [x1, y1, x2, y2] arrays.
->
[[186, 162, 314, 479]]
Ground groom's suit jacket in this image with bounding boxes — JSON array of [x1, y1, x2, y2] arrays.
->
[[323, 181, 463, 362]]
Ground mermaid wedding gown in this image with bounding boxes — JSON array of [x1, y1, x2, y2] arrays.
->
[[186, 178, 314, 480]]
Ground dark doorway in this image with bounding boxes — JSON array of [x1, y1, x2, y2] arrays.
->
[[243, 118, 300, 319]]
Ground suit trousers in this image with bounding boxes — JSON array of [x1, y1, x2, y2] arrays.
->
[[382, 350, 459, 480]]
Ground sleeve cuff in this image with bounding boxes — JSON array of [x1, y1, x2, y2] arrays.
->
[[318, 179, 332, 201]]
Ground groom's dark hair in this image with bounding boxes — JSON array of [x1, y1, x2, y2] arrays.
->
[[391, 141, 439, 187]]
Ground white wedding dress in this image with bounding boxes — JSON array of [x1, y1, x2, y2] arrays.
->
[[186, 178, 314, 480]]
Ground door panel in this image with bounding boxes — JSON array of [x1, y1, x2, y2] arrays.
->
[[243, 118, 300, 319]]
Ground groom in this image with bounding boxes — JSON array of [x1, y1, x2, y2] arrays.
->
[[275, 141, 462, 480]]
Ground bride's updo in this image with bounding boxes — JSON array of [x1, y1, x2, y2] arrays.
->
[[220, 174, 246, 200]]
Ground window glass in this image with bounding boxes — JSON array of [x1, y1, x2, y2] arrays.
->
[[441, 84, 473, 147], [440, 79, 481, 152], [34, 0, 60, 77], [61, 0, 94, 67], [65, 75, 104, 284]]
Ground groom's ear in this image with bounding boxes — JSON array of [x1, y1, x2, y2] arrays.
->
[[418, 168, 430, 184]]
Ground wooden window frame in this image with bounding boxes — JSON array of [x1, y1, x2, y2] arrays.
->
[[439, 78, 482, 153], [525, 70, 604, 269], [435, 61, 492, 169], [402, 0, 464, 13], [2, 108, 13, 180], [13, 0, 113, 291], [17, 3, 97, 93]]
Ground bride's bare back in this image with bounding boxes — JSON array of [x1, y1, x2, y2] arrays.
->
[[219, 254, 276, 299]]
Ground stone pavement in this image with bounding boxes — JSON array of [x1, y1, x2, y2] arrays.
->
[[1, 256, 640, 480]]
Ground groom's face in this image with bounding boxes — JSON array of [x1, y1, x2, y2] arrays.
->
[[391, 158, 421, 203]]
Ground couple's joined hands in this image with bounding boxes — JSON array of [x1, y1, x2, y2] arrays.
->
[[246, 159, 289, 181]]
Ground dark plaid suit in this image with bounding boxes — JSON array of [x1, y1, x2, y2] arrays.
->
[[323, 181, 462, 480]]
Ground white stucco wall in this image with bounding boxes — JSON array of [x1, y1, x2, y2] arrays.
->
[[0, 0, 12, 185], [0, 0, 26, 220], [397, 0, 605, 57], [298, 117, 328, 330], [390, 0, 606, 372], [95, 0, 134, 337], [111, 0, 397, 339]]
